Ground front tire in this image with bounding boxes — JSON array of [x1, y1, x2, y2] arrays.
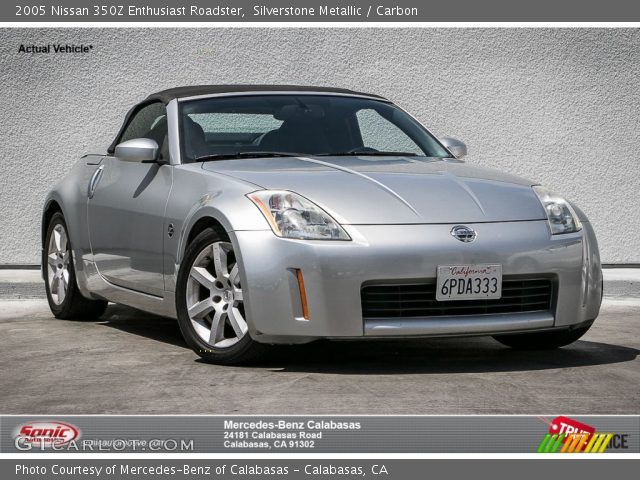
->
[[176, 228, 267, 364], [44, 212, 108, 320], [492, 324, 592, 350]]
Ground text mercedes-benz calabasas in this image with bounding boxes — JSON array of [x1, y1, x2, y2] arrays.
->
[[42, 85, 602, 364]]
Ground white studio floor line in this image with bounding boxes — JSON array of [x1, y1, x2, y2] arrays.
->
[[0, 270, 41, 283]]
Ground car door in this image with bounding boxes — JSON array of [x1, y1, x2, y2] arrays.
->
[[88, 101, 172, 297]]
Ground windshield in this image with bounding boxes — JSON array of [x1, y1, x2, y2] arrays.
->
[[179, 94, 451, 162]]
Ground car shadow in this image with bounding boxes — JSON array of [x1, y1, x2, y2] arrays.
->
[[96, 304, 188, 349], [259, 339, 639, 375], [96, 304, 639, 375]]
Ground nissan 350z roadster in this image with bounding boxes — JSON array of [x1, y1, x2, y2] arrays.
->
[[42, 85, 602, 364]]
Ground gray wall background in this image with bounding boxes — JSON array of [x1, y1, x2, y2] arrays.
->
[[0, 28, 638, 265]]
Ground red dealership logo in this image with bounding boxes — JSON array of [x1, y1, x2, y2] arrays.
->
[[14, 421, 80, 448]]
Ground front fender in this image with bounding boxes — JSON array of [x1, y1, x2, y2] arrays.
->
[[177, 201, 237, 265], [165, 200, 270, 293], [163, 166, 271, 292]]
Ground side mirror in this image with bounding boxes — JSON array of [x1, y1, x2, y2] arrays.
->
[[440, 136, 467, 159], [114, 138, 160, 163]]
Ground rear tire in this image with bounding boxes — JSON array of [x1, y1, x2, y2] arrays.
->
[[492, 324, 592, 350], [176, 227, 267, 365], [44, 212, 108, 320]]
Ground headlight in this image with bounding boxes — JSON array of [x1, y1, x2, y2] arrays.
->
[[247, 190, 351, 240], [533, 186, 582, 235]]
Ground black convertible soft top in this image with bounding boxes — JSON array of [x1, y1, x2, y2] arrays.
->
[[146, 84, 385, 104], [108, 85, 386, 153]]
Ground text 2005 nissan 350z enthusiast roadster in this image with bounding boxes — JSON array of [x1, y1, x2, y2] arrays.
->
[[42, 85, 602, 364]]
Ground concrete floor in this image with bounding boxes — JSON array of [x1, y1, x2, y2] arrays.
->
[[0, 298, 638, 414]]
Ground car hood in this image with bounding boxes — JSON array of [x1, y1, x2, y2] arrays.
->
[[202, 156, 546, 224]]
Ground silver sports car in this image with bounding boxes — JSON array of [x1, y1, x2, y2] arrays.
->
[[42, 85, 602, 364]]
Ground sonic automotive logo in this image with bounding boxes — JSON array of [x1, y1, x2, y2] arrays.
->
[[14, 421, 80, 449], [537, 416, 628, 453], [13, 421, 194, 452]]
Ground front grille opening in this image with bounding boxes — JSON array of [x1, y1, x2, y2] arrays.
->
[[361, 278, 554, 319]]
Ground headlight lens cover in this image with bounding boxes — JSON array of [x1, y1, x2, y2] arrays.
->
[[533, 186, 582, 235], [247, 190, 350, 240]]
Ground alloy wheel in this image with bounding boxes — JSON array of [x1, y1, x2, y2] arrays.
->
[[185, 241, 248, 349], [47, 223, 70, 305]]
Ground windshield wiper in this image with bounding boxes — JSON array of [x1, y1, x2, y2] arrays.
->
[[315, 151, 424, 157], [195, 151, 302, 162], [195, 151, 426, 161]]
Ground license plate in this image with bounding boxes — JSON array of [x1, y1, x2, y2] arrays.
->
[[436, 264, 502, 301]]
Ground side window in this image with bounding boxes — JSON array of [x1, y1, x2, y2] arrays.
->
[[119, 102, 168, 148], [356, 109, 420, 153]]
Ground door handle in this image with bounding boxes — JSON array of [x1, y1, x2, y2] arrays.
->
[[88, 164, 105, 199]]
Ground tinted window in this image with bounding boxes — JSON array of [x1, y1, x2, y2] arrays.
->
[[179, 95, 450, 161], [119, 102, 168, 148]]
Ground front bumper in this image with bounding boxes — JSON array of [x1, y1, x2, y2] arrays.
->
[[232, 220, 602, 344]]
